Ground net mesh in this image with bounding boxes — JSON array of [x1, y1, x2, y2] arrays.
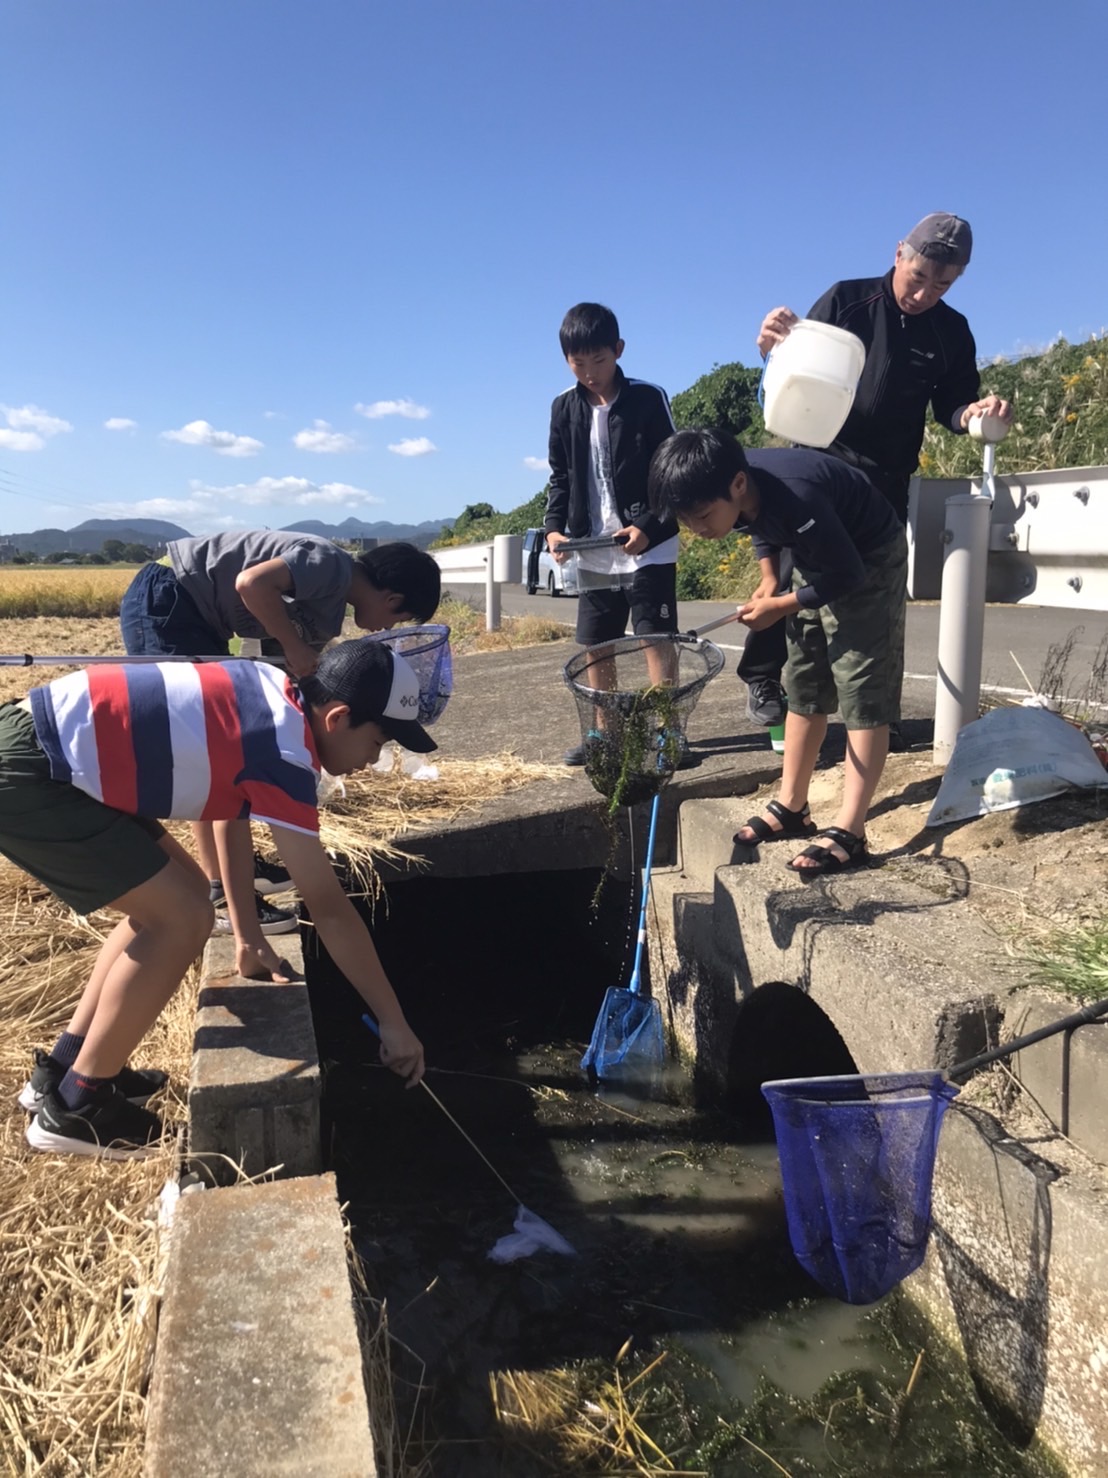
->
[[761, 1072, 959, 1305], [365, 624, 453, 725], [563, 635, 724, 806], [581, 987, 665, 1079]]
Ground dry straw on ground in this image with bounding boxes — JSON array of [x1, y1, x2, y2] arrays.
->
[[0, 738, 561, 1474]]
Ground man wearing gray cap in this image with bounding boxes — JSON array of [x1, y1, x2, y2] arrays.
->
[[740, 212, 1011, 739]]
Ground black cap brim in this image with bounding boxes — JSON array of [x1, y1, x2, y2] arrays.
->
[[381, 718, 437, 754]]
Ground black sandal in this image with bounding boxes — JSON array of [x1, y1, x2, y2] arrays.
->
[[733, 799, 817, 845], [786, 827, 868, 877]]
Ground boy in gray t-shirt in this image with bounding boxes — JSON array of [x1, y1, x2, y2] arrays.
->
[[118, 532, 441, 977]]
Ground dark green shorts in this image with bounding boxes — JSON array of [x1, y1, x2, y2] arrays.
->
[[0, 702, 169, 915], [783, 532, 908, 730]]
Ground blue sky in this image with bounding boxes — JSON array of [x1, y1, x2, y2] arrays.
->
[[3, 0, 1106, 539]]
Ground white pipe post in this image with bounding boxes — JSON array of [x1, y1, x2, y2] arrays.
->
[[932, 414, 1009, 765]]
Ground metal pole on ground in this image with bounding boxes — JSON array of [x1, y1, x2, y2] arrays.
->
[[932, 414, 1010, 765]]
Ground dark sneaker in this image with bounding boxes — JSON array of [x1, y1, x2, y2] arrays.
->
[[18, 1049, 169, 1114], [745, 677, 786, 727], [213, 895, 299, 936], [564, 729, 602, 766], [888, 721, 908, 752], [25, 1084, 165, 1160], [252, 851, 292, 895], [657, 730, 695, 771]]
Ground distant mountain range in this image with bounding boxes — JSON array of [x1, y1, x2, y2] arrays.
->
[[0, 515, 453, 557]]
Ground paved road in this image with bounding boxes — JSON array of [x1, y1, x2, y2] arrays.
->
[[448, 583, 1108, 721]]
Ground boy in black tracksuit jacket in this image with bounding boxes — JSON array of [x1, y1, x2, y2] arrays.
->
[[544, 302, 682, 765]]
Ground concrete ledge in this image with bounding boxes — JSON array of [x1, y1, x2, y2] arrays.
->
[[189, 935, 321, 1185], [650, 844, 1007, 1090], [144, 1173, 375, 1478]]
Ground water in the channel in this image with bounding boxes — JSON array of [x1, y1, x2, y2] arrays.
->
[[306, 867, 1066, 1478]]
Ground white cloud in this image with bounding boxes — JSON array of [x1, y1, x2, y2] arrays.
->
[[104, 417, 137, 432], [0, 429, 45, 452], [387, 437, 437, 457], [292, 419, 357, 454], [161, 419, 264, 457], [0, 403, 73, 451], [523, 456, 550, 473], [355, 398, 430, 421], [186, 475, 384, 510]]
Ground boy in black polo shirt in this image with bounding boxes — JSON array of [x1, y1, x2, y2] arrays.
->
[[648, 428, 907, 875], [545, 303, 684, 766]]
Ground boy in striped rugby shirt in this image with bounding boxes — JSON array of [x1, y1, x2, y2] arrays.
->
[[5, 638, 428, 1159]]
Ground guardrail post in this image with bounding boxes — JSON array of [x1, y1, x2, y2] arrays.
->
[[933, 416, 1008, 765], [484, 548, 499, 631]]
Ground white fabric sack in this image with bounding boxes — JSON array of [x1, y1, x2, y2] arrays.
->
[[927, 706, 1108, 827]]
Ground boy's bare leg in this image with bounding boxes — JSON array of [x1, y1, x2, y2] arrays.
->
[[833, 724, 889, 837], [791, 723, 889, 869], [777, 710, 827, 811], [192, 818, 220, 885], [213, 817, 297, 982], [64, 832, 206, 1039], [643, 637, 678, 691], [68, 844, 214, 1080], [733, 710, 827, 842]]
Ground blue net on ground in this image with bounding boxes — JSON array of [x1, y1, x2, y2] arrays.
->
[[366, 624, 453, 724], [581, 987, 665, 1079], [761, 1072, 959, 1305]]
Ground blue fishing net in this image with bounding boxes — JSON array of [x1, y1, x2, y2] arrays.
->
[[761, 1072, 959, 1305], [366, 624, 453, 725], [581, 986, 665, 1079]]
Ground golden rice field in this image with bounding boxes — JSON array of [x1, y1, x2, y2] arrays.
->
[[0, 567, 139, 620]]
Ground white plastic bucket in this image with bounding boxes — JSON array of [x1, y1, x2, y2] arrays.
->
[[761, 320, 866, 448]]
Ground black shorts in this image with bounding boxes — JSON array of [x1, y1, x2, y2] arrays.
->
[[574, 564, 679, 646]]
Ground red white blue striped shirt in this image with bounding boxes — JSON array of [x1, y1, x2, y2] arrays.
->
[[30, 660, 321, 835]]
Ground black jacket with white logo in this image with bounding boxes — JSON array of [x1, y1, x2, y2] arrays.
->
[[544, 368, 678, 547], [807, 270, 980, 509]]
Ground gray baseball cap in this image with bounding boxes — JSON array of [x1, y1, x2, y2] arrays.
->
[[904, 212, 973, 267]]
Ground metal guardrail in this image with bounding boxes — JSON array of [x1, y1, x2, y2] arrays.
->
[[431, 533, 522, 631], [908, 464, 1108, 611]]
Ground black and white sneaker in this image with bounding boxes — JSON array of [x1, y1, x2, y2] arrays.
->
[[18, 1049, 169, 1114], [252, 852, 293, 896], [25, 1084, 165, 1160], [745, 677, 786, 727], [212, 895, 299, 936]]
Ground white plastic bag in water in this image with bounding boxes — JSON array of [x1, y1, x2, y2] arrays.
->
[[487, 1204, 576, 1263], [927, 706, 1108, 827]]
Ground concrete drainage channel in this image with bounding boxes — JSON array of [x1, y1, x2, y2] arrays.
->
[[143, 791, 1108, 1477]]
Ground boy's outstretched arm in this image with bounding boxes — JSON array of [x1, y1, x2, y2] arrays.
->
[[269, 825, 425, 1085], [234, 558, 321, 678]]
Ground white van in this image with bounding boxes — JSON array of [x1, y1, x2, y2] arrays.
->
[[521, 527, 579, 597]]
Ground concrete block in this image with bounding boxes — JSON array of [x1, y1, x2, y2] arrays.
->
[[912, 1104, 1108, 1476], [144, 1173, 375, 1478], [1001, 991, 1108, 1164], [189, 935, 321, 1185]]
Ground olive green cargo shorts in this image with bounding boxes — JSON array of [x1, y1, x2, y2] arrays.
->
[[0, 702, 168, 914], [783, 532, 908, 730]]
